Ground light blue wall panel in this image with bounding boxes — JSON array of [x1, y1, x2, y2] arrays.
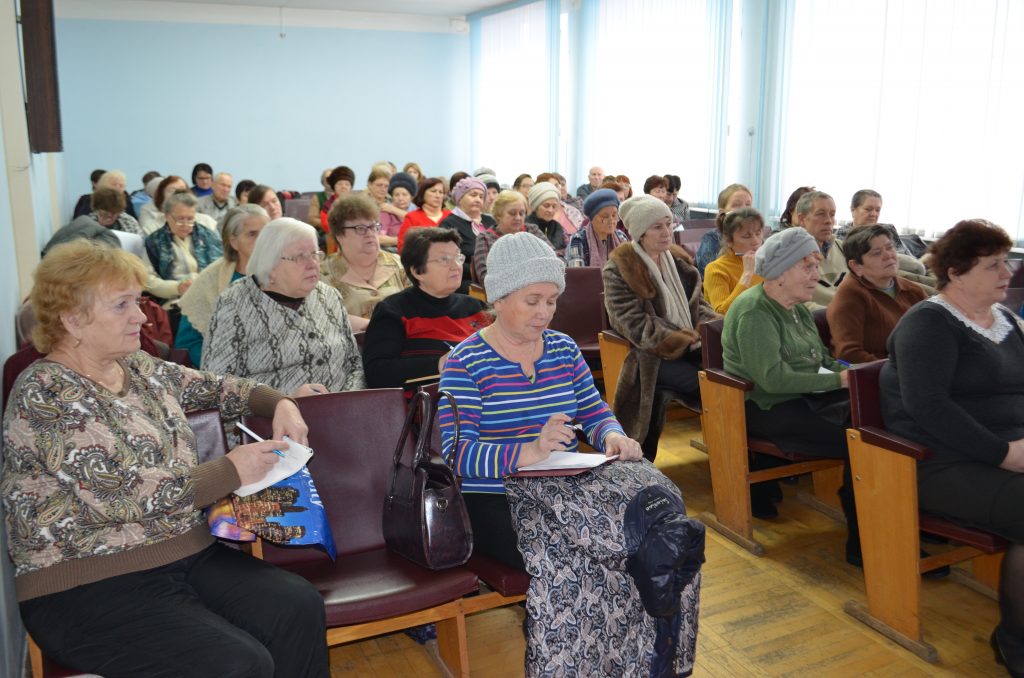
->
[[55, 19, 470, 218]]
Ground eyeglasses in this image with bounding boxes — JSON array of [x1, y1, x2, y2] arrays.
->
[[594, 212, 618, 223], [426, 254, 466, 268], [97, 210, 120, 221], [280, 250, 326, 264], [168, 216, 195, 225], [341, 222, 382, 236]]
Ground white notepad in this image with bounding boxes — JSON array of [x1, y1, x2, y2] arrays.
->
[[234, 425, 315, 497], [517, 451, 618, 472]]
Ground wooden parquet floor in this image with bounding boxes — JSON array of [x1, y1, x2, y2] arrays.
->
[[329, 415, 1005, 677]]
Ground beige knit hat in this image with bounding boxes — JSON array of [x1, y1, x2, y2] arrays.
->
[[527, 182, 560, 213], [619, 195, 673, 241]]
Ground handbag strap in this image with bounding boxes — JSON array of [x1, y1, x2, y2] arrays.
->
[[415, 390, 459, 469], [387, 389, 461, 501], [387, 390, 427, 502]]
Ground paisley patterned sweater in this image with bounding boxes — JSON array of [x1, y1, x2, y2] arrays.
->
[[2, 351, 283, 601]]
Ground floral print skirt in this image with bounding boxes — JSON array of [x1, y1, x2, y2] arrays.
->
[[505, 460, 700, 677]]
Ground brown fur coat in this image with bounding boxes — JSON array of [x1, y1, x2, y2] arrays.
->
[[602, 243, 718, 441]]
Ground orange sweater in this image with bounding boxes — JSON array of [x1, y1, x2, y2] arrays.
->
[[703, 252, 764, 314]]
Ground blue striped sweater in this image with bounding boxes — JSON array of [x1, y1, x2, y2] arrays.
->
[[438, 329, 624, 494]]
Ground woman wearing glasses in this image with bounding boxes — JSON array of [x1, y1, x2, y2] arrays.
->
[[321, 194, 409, 331], [144, 191, 223, 305], [203, 217, 365, 395], [362, 228, 490, 388]]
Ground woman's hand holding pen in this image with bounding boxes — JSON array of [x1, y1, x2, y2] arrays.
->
[[518, 413, 574, 468]]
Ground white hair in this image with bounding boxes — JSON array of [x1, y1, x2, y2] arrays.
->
[[98, 170, 127, 188], [247, 217, 318, 285]]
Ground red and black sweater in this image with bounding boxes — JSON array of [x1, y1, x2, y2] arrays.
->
[[362, 285, 491, 388]]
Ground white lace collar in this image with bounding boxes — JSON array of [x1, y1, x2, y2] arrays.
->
[[927, 295, 1017, 343]]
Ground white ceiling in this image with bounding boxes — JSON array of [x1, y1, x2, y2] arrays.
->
[[126, 0, 509, 18]]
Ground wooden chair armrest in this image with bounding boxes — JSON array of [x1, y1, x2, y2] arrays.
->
[[703, 368, 754, 392], [600, 329, 629, 346], [858, 426, 932, 460]]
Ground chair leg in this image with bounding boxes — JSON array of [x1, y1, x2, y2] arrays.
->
[[845, 430, 937, 663], [698, 373, 762, 555], [811, 464, 843, 510], [435, 610, 470, 677], [28, 634, 43, 678]]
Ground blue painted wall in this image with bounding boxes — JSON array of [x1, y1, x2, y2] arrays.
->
[[55, 18, 470, 219]]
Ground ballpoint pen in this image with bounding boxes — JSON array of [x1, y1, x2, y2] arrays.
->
[[236, 421, 286, 457]]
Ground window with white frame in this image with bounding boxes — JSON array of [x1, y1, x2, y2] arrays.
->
[[780, 0, 1024, 239]]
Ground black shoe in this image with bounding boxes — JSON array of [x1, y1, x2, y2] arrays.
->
[[992, 628, 1024, 677], [845, 539, 863, 567], [751, 490, 778, 519], [767, 479, 783, 504]]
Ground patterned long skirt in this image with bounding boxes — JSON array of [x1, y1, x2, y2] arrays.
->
[[504, 460, 701, 677]]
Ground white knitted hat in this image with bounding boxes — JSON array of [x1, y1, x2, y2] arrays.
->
[[619, 195, 673, 241], [485, 232, 565, 302]]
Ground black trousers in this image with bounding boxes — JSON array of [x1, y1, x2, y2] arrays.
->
[[744, 392, 850, 460], [655, 350, 702, 397], [463, 492, 526, 571], [20, 543, 329, 678]]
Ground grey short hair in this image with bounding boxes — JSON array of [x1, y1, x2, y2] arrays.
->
[[247, 217, 318, 285], [850, 189, 882, 210], [214, 171, 233, 183], [794, 190, 833, 217], [219, 204, 269, 262], [162, 190, 198, 214]]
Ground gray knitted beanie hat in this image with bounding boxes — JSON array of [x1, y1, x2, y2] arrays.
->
[[485, 232, 565, 302], [619, 195, 673, 241], [755, 227, 819, 279]]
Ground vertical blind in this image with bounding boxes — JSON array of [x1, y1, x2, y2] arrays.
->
[[472, 0, 1024, 238], [472, 1, 551, 184], [779, 0, 1024, 237]]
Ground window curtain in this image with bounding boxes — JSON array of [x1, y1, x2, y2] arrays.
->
[[576, 0, 728, 207], [775, 0, 1024, 238], [470, 1, 551, 184]]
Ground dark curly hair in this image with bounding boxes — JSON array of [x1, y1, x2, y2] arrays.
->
[[928, 219, 1012, 290]]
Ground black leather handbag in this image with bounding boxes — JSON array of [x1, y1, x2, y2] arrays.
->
[[383, 389, 473, 569]]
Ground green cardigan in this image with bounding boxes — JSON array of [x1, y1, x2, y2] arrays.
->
[[723, 284, 845, 410]]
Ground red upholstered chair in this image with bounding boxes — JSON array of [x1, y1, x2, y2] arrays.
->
[[697, 314, 845, 555], [242, 389, 479, 676], [548, 266, 605, 369], [844, 360, 1006, 664], [672, 227, 711, 259], [679, 218, 717, 230], [26, 408, 230, 678]]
